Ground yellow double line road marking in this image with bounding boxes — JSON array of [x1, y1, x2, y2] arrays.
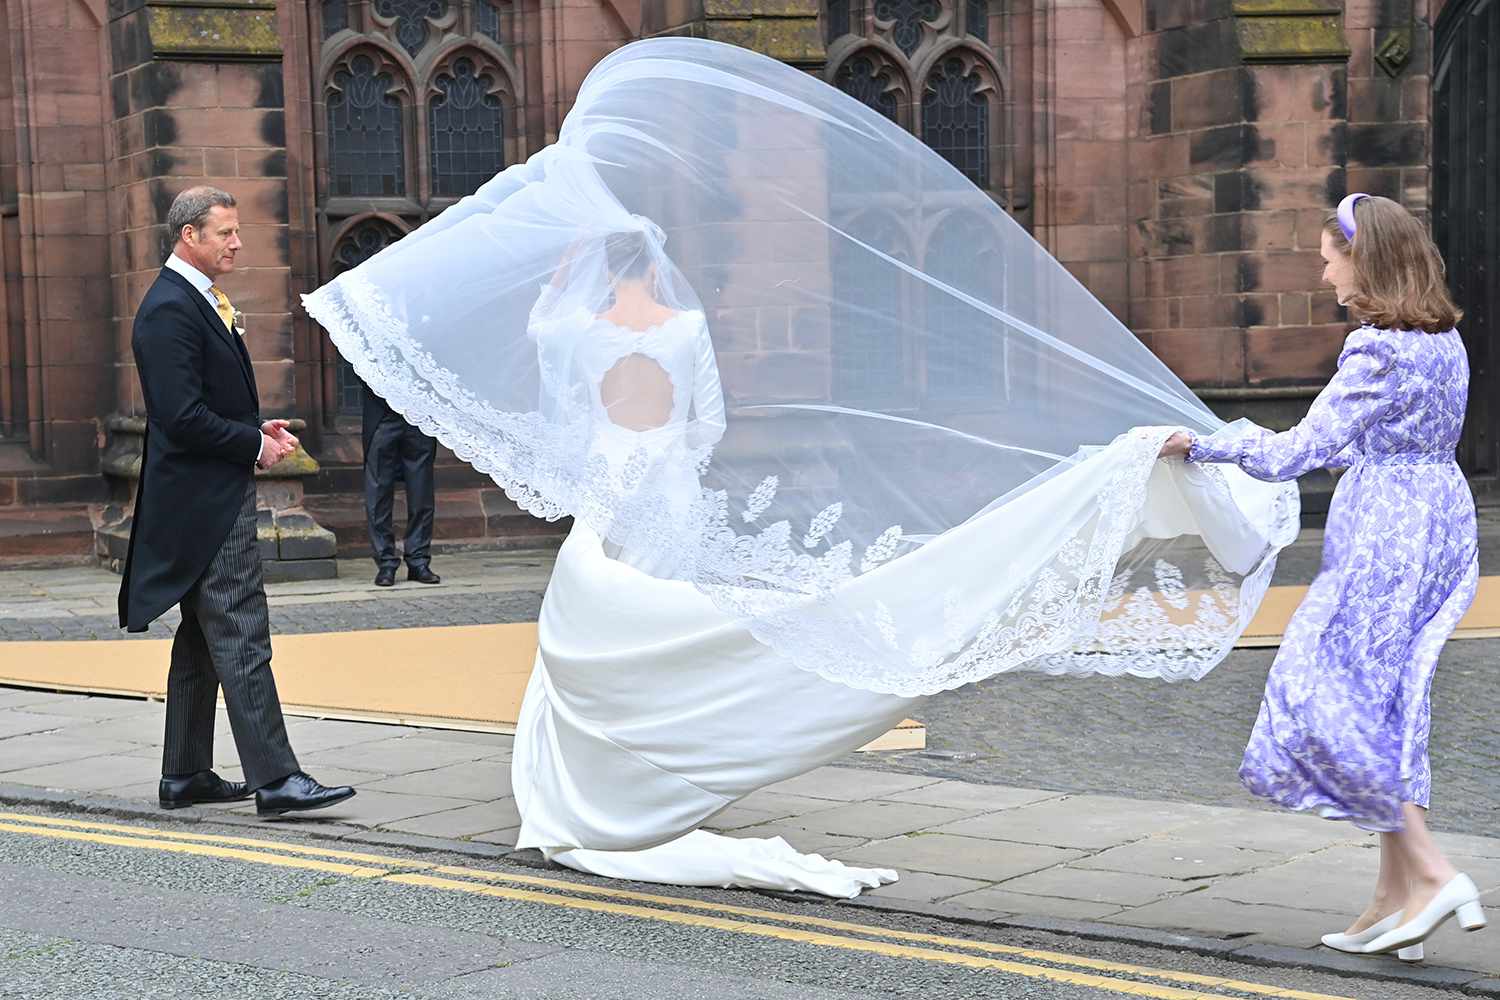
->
[[0, 812, 1351, 1000]]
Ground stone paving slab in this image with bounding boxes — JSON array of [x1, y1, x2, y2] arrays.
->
[[0, 689, 61, 710], [380, 797, 521, 839], [933, 794, 1230, 850], [0, 711, 77, 740], [835, 834, 1088, 883], [1, 753, 162, 792], [943, 886, 1126, 921], [790, 800, 977, 839], [726, 823, 867, 858], [730, 790, 843, 821], [760, 767, 939, 802], [703, 793, 851, 833], [304, 736, 498, 775], [861, 870, 990, 903], [877, 781, 1063, 812], [364, 760, 512, 801], [214, 763, 386, 793], [468, 825, 524, 846], [16, 695, 158, 720], [52, 712, 180, 745], [990, 866, 1187, 906], [1168, 809, 1363, 854], [231, 788, 476, 828], [702, 803, 792, 833], [1108, 893, 1369, 945], [0, 734, 145, 773], [1067, 837, 1282, 879]]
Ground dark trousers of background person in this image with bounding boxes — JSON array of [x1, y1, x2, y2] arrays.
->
[[363, 388, 438, 573]]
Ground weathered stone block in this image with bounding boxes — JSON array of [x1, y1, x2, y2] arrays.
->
[[272, 511, 338, 561], [1236, 14, 1349, 62], [254, 507, 277, 559], [262, 558, 338, 583]]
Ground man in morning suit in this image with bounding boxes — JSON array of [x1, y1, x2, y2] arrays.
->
[[119, 186, 355, 817]]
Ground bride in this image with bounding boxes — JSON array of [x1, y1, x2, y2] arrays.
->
[[304, 38, 1299, 898]]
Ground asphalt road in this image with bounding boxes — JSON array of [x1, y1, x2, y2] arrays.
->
[[0, 805, 1470, 1000]]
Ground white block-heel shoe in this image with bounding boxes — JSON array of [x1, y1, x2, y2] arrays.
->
[[1364, 874, 1487, 955], [1321, 911, 1424, 962]]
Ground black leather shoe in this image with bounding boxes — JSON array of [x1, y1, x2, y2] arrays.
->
[[407, 566, 441, 585], [159, 770, 251, 810], [374, 566, 396, 587], [255, 771, 356, 817]]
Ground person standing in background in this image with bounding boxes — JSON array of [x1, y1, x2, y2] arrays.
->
[[363, 384, 441, 587]]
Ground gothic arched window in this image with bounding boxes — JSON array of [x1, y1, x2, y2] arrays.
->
[[825, 0, 851, 44], [922, 58, 988, 188], [322, 0, 347, 38], [825, 3, 1005, 197], [876, 0, 940, 56], [966, 0, 988, 41], [430, 58, 506, 198], [834, 55, 900, 123], [327, 55, 406, 197], [311, 4, 523, 429], [475, 0, 503, 43], [374, 0, 449, 57], [331, 218, 407, 411]]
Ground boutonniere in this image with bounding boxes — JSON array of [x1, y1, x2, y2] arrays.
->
[[232, 309, 246, 337]]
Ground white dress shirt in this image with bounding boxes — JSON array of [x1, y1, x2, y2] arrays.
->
[[164, 254, 266, 467], [164, 253, 220, 309]]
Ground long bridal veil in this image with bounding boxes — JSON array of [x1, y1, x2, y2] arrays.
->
[[304, 37, 1298, 893], [305, 37, 1296, 696]]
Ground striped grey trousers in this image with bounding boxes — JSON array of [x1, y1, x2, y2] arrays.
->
[[162, 481, 299, 789]]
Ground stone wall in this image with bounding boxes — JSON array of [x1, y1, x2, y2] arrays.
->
[[1036, 0, 1132, 324], [1, 0, 114, 482], [108, 0, 292, 420], [0, 0, 1469, 549]]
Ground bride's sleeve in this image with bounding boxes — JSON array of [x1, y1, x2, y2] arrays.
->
[[687, 315, 726, 449]]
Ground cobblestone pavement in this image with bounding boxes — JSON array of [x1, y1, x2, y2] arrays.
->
[[837, 638, 1500, 838], [0, 591, 546, 642], [0, 551, 551, 641]]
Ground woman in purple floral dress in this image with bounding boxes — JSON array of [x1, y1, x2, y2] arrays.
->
[[1161, 194, 1486, 961]]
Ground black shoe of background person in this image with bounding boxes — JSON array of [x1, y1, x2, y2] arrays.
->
[[159, 770, 251, 810], [407, 565, 441, 585], [255, 772, 356, 817], [374, 566, 396, 587]]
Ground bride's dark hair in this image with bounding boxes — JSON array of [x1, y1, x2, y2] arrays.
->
[[605, 230, 653, 282]]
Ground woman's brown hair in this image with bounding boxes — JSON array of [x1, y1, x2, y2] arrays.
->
[[1323, 195, 1462, 333]]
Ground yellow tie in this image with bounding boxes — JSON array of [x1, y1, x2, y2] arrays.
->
[[209, 285, 235, 332]]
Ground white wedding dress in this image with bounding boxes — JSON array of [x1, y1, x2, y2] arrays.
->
[[515, 306, 906, 896], [511, 311, 1283, 898]]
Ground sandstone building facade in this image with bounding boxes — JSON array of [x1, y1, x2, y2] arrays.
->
[[0, 0, 1494, 568]]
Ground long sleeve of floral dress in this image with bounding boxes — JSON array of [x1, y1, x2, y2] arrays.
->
[[1188, 328, 1398, 481]]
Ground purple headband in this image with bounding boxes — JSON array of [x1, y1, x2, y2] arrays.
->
[[1337, 193, 1369, 242]]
